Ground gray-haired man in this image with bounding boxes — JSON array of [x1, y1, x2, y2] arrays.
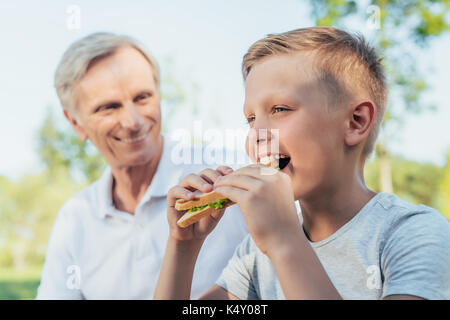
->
[[36, 33, 248, 299]]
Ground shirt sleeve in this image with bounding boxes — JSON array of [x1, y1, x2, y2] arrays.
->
[[36, 206, 84, 300], [381, 208, 450, 300], [216, 234, 259, 300]]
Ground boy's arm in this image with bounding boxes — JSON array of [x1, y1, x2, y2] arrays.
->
[[214, 165, 342, 300], [154, 238, 204, 299], [200, 285, 239, 300], [268, 231, 342, 300], [154, 166, 235, 300]]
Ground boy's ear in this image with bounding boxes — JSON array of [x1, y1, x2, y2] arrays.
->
[[344, 101, 376, 148], [64, 110, 88, 142]]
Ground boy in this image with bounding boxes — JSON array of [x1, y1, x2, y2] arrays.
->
[[154, 27, 450, 300]]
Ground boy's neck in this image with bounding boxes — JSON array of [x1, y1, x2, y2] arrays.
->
[[299, 174, 376, 243]]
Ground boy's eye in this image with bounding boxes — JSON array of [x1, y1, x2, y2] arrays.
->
[[246, 115, 256, 124], [273, 106, 288, 113]]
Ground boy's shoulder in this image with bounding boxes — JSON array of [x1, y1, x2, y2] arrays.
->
[[370, 192, 449, 231], [365, 193, 450, 255]]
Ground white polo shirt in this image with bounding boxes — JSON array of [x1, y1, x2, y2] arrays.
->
[[36, 136, 248, 299]]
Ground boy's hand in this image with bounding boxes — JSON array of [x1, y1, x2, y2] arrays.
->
[[213, 164, 302, 257], [167, 166, 234, 242]]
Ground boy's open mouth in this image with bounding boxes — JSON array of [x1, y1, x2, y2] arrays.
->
[[259, 154, 291, 170], [278, 155, 291, 170]]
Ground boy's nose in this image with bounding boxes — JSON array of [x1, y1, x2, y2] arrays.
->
[[246, 127, 280, 161], [255, 128, 275, 143]]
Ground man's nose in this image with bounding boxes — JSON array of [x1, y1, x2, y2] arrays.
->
[[120, 103, 144, 131]]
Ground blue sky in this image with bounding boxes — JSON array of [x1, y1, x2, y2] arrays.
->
[[0, 0, 449, 180]]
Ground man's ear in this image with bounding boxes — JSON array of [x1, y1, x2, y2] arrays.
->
[[344, 101, 376, 148], [64, 110, 88, 142]]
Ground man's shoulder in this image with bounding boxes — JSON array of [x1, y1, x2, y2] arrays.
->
[[57, 176, 106, 222]]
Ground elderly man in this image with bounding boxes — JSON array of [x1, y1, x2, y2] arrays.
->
[[36, 33, 248, 299]]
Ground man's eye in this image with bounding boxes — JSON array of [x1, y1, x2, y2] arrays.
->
[[105, 103, 120, 110], [136, 93, 151, 102]]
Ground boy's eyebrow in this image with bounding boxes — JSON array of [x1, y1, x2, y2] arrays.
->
[[244, 91, 303, 115]]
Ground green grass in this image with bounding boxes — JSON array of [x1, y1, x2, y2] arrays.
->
[[0, 267, 42, 300]]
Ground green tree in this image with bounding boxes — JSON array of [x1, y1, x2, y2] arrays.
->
[[0, 111, 98, 270], [307, 0, 449, 192], [38, 110, 106, 184], [0, 171, 83, 270], [365, 154, 444, 209]]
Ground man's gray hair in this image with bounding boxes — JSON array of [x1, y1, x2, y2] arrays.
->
[[54, 32, 160, 114]]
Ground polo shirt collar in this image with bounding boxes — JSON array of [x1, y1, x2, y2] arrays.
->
[[143, 135, 184, 199], [97, 135, 184, 219]]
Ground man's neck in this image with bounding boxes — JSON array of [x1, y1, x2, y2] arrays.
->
[[299, 168, 376, 243], [111, 136, 163, 214]]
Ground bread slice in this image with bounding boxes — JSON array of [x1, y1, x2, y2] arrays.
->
[[176, 200, 235, 228], [175, 191, 227, 211]]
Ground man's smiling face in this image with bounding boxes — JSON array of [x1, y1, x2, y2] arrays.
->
[[244, 53, 347, 200], [70, 46, 162, 169]]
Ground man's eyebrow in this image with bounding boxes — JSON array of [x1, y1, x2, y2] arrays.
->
[[91, 99, 120, 112], [133, 89, 154, 99]]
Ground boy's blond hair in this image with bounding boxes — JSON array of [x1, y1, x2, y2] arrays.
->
[[242, 27, 387, 157]]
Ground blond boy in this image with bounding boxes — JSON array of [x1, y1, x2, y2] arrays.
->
[[154, 27, 450, 300]]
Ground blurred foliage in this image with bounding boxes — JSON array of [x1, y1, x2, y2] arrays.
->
[[38, 111, 106, 184], [437, 151, 450, 218], [365, 154, 447, 213], [307, 0, 449, 194], [308, 0, 449, 136], [0, 267, 41, 300], [0, 114, 89, 270]]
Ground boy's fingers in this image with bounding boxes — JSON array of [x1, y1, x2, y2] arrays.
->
[[216, 166, 234, 175], [167, 186, 195, 207], [235, 164, 278, 179], [179, 173, 214, 193], [213, 185, 246, 204], [214, 173, 261, 191], [199, 168, 224, 184], [209, 208, 226, 222]]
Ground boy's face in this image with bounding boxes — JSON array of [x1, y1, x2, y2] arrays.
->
[[244, 53, 349, 200]]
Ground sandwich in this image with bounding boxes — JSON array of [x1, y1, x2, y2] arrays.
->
[[175, 155, 284, 228], [175, 190, 235, 228]]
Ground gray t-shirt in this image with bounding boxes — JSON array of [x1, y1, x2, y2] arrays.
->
[[216, 192, 450, 300]]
